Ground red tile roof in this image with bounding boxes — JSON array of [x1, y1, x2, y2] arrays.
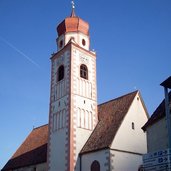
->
[[142, 91, 171, 131], [81, 91, 138, 154], [2, 125, 48, 171], [2, 91, 139, 170], [57, 16, 89, 37]]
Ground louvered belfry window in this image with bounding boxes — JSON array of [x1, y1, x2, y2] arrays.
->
[[58, 65, 64, 81], [80, 64, 88, 79]]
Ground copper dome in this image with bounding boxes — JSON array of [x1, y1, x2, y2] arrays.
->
[[57, 11, 89, 37]]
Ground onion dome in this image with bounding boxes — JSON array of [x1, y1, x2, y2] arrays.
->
[[57, 8, 89, 37]]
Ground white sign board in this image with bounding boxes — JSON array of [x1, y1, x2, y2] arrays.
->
[[143, 148, 171, 171]]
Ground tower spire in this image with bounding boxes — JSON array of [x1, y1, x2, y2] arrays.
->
[[71, 0, 76, 17]]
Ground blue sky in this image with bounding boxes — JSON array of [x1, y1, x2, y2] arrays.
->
[[0, 0, 170, 169]]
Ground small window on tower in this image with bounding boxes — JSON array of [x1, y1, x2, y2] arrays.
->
[[58, 65, 64, 81], [132, 122, 135, 130], [59, 40, 63, 48], [82, 39, 86, 46], [80, 64, 88, 80]]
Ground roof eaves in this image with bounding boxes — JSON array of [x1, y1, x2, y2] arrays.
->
[[80, 147, 109, 155]]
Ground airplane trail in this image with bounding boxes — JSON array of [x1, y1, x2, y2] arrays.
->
[[0, 36, 40, 68]]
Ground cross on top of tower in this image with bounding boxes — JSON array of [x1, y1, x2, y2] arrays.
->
[[71, 0, 75, 9], [71, 0, 76, 17]]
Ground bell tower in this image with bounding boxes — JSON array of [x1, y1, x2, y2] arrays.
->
[[47, 3, 98, 171]]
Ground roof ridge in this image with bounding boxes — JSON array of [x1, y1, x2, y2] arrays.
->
[[33, 124, 48, 130], [98, 90, 138, 107]]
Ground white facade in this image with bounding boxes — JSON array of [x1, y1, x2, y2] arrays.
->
[[57, 32, 90, 51], [81, 150, 109, 171], [111, 150, 143, 171], [111, 93, 148, 154], [110, 93, 148, 171], [81, 149, 144, 171]]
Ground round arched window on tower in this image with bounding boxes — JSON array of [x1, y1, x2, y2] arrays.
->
[[80, 64, 88, 80], [82, 39, 86, 46], [57, 65, 64, 82]]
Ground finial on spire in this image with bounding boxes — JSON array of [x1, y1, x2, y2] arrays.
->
[[71, 0, 75, 9], [70, 0, 76, 17]]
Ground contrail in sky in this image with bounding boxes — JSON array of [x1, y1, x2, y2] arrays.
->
[[0, 36, 40, 68]]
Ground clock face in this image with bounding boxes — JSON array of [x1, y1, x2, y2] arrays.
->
[[55, 50, 70, 67], [79, 53, 89, 64]]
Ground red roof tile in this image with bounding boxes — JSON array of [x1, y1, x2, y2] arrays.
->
[[2, 125, 48, 171], [81, 91, 138, 154], [57, 16, 89, 37]]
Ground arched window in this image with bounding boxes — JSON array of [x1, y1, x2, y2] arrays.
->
[[80, 64, 88, 79], [91, 160, 100, 171], [82, 39, 86, 46], [58, 65, 64, 81]]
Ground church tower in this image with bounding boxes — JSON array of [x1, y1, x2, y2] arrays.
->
[[47, 3, 98, 171]]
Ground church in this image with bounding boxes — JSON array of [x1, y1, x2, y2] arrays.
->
[[2, 4, 149, 171]]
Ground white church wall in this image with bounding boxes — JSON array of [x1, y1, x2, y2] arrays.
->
[[49, 129, 67, 171], [111, 150, 143, 171], [71, 44, 98, 171], [72, 46, 96, 99], [65, 32, 90, 50], [81, 149, 110, 171], [111, 93, 148, 154], [75, 96, 95, 130]]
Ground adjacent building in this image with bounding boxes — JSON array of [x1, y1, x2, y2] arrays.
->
[[142, 76, 171, 171]]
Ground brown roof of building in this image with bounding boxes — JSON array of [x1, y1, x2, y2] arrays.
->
[[2, 124, 48, 171], [142, 91, 171, 131], [81, 91, 138, 154]]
